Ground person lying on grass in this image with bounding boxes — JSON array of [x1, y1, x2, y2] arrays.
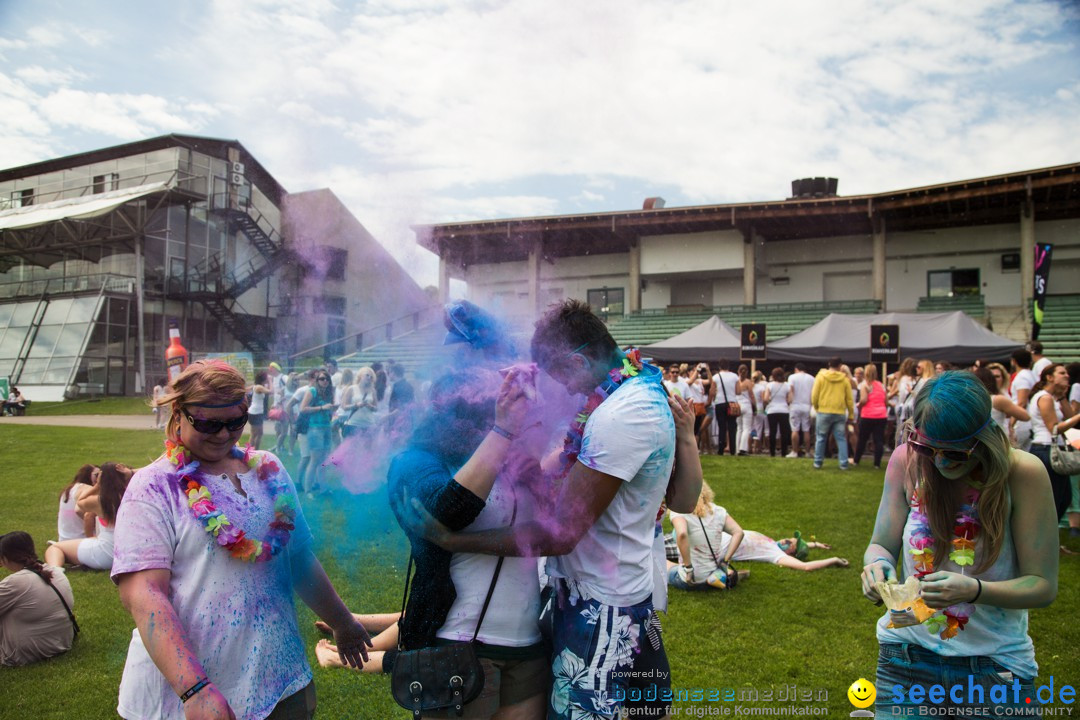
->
[[667, 484, 849, 591]]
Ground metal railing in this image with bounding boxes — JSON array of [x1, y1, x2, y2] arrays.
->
[[289, 305, 443, 361], [0, 164, 204, 210], [0, 273, 136, 300], [625, 299, 882, 318]]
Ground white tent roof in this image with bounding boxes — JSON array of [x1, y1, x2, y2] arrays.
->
[[641, 315, 744, 362], [0, 181, 168, 231]]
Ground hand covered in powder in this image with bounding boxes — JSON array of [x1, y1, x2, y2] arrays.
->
[[331, 617, 373, 668], [860, 558, 896, 604], [494, 365, 536, 435], [668, 393, 695, 442], [918, 571, 980, 609], [401, 492, 452, 548], [183, 683, 235, 720]]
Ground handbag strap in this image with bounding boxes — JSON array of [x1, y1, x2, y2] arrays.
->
[[697, 516, 721, 566], [719, 374, 731, 404], [471, 495, 517, 643], [41, 574, 79, 636]]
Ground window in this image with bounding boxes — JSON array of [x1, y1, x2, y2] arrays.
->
[[313, 295, 346, 316], [927, 269, 980, 298], [327, 317, 346, 357], [9, 189, 33, 208], [93, 173, 119, 194], [586, 288, 625, 321], [325, 248, 348, 281]]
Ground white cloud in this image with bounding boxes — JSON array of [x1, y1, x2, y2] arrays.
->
[[14, 65, 84, 87]]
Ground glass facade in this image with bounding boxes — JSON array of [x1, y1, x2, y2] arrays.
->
[[0, 296, 102, 385]]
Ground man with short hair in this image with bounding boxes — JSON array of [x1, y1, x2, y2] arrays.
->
[[388, 363, 415, 413], [325, 358, 342, 389], [811, 356, 854, 469], [1030, 340, 1052, 380], [1010, 348, 1037, 451], [712, 359, 739, 456], [404, 299, 700, 720], [788, 363, 815, 458]]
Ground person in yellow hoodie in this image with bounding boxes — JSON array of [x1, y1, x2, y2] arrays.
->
[[811, 356, 855, 469]]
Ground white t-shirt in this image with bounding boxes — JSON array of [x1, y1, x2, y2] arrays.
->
[[765, 382, 791, 414], [712, 371, 739, 406], [272, 374, 288, 406], [789, 372, 814, 408], [437, 479, 541, 647], [1069, 383, 1080, 407], [675, 505, 729, 576], [111, 451, 314, 720], [685, 379, 706, 404], [545, 365, 676, 607], [249, 388, 266, 416], [1032, 357, 1052, 382], [1028, 390, 1063, 446], [57, 484, 89, 542], [753, 382, 767, 415], [1011, 369, 1037, 403]]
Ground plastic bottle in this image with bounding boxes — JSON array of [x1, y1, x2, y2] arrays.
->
[[165, 321, 189, 382]]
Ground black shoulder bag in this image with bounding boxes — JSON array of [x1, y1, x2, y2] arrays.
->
[[698, 517, 738, 590], [42, 574, 80, 638], [390, 500, 516, 718]]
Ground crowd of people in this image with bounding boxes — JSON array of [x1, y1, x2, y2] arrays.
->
[[1, 305, 1075, 719]]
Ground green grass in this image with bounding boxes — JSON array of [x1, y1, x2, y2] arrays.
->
[[1, 427, 1077, 718], [28, 396, 153, 415]]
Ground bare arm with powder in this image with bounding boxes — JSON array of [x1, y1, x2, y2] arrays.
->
[[117, 569, 236, 720], [666, 393, 704, 514], [919, 451, 1058, 609], [859, 445, 910, 603]]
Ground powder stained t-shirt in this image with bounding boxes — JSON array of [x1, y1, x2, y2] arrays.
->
[[546, 364, 676, 607], [111, 451, 314, 720]]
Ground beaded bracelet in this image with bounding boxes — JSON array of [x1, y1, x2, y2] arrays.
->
[[971, 577, 983, 604], [180, 677, 210, 703]]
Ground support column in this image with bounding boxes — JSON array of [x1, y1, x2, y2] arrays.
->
[[628, 241, 641, 313], [438, 256, 451, 304], [872, 213, 887, 310], [528, 238, 541, 318], [135, 234, 146, 394], [1020, 199, 1035, 333], [742, 226, 757, 307]]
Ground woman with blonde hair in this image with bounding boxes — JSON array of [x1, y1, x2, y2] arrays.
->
[[861, 371, 1058, 717], [111, 359, 370, 719], [342, 366, 379, 439]]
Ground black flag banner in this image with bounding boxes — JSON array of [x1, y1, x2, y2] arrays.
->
[[1032, 243, 1053, 340]]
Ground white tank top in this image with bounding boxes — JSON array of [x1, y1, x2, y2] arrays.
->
[[1028, 390, 1062, 446], [249, 390, 266, 416]]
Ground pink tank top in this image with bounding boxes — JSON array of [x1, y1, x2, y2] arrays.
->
[[862, 381, 888, 419]]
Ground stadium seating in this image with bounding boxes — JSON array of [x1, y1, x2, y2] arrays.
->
[[336, 322, 450, 376], [607, 300, 881, 347], [1036, 294, 1080, 363], [916, 295, 986, 318]]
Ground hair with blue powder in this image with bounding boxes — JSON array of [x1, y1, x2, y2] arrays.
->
[[907, 370, 1011, 573]]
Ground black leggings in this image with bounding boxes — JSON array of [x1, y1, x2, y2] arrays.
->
[[767, 413, 790, 456], [716, 414, 738, 455], [855, 417, 887, 467], [1030, 444, 1073, 520]]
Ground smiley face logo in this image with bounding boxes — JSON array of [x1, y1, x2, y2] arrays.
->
[[848, 678, 876, 709]]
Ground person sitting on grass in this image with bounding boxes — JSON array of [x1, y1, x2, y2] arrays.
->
[[0, 531, 76, 666], [667, 484, 849, 590], [45, 462, 133, 571], [56, 464, 100, 542]]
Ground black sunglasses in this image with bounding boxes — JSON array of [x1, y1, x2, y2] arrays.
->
[[182, 409, 249, 434], [906, 439, 977, 464]]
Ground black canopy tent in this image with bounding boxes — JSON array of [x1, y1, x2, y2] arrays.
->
[[767, 312, 1023, 365], [640, 316, 744, 363]]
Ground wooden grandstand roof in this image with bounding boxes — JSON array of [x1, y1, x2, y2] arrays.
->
[[414, 163, 1080, 267]]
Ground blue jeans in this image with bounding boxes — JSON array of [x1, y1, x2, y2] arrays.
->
[[875, 643, 1038, 719], [814, 412, 848, 467]]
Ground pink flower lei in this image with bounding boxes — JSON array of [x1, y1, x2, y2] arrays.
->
[[909, 484, 980, 640], [165, 440, 295, 563], [555, 348, 644, 477]]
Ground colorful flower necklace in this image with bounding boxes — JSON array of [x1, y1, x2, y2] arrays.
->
[[908, 484, 980, 640], [555, 348, 644, 477], [165, 440, 296, 563]]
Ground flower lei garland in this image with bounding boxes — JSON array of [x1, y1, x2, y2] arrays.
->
[[165, 440, 296, 563], [556, 348, 643, 476], [908, 485, 980, 640]]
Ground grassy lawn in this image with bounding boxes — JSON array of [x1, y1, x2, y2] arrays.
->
[[27, 396, 153, 416], [1, 425, 1077, 719]]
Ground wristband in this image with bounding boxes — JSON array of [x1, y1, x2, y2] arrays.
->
[[180, 677, 210, 703], [491, 425, 515, 441], [971, 577, 982, 604]]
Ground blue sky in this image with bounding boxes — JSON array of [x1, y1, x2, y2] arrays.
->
[[1, 0, 1078, 285]]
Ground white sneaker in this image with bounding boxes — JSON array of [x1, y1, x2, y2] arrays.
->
[[785, 452, 799, 458]]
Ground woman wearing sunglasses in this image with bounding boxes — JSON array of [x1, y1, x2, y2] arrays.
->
[[112, 360, 369, 720], [860, 371, 1058, 718]]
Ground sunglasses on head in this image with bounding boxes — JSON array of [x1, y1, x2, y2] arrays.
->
[[906, 438, 978, 464], [182, 409, 248, 434]]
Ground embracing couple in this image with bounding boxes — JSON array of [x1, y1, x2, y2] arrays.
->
[[388, 299, 702, 720]]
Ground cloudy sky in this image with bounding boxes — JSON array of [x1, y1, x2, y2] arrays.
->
[[1, 0, 1078, 284]]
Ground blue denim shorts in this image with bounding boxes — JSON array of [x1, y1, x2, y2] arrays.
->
[[875, 643, 1039, 719]]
